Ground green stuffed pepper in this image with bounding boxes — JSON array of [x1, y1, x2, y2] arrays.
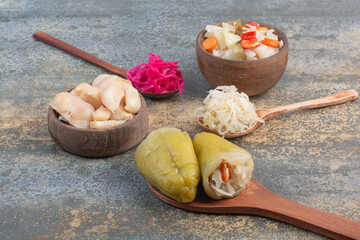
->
[[193, 132, 254, 200], [135, 127, 200, 203]]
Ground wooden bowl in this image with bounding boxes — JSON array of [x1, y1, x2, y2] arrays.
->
[[48, 93, 149, 157], [196, 21, 289, 96]]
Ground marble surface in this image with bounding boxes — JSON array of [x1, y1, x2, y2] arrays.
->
[[0, 0, 359, 239]]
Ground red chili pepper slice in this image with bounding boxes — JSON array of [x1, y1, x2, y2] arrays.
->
[[241, 31, 256, 40], [248, 21, 260, 29], [241, 38, 260, 49], [220, 162, 231, 183]]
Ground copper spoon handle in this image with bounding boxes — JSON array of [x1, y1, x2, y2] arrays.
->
[[147, 178, 360, 239], [252, 188, 360, 240], [32, 31, 127, 78], [257, 90, 358, 120]]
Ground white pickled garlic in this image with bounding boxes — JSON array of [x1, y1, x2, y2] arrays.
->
[[101, 84, 124, 112], [124, 85, 141, 114], [93, 75, 131, 92], [90, 120, 125, 129], [80, 85, 102, 109], [110, 98, 134, 121], [93, 105, 111, 121], [50, 92, 95, 129], [74, 83, 91, 96], [92, 74, 111, 87], [115, 77, 132, 91]]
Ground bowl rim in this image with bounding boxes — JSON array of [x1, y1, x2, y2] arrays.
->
[[196, 20, 289, 63], [49, 86, 148, 133]]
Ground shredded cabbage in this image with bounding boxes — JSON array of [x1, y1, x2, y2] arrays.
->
[[194, 85, 263, 137], [126, 53, 185, 94], [210, 162, 251, 198]]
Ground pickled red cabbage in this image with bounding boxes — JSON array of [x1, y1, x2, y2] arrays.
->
[[126, 53, 185, 94]]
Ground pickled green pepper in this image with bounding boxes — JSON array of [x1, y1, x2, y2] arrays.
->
[[193, 132, 254, 200], [135, 127, 200, 203]]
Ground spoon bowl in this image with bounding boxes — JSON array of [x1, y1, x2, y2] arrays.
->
[[198, 90, 358, 138], [138, 89, 179, 99], [33, 31, 180, 99], [146, 178, 360, 239]]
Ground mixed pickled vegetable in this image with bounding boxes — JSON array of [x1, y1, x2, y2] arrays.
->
[[202, 19, 284, 60]]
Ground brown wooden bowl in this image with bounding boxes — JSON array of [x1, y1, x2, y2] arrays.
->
[[196, 21, 289, 96], [48, 93, 149, 158]]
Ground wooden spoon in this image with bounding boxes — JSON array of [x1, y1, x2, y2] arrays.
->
[[32, 31, 179, 98], [146, 178, 360, 239], [198, 90, 358, 138]]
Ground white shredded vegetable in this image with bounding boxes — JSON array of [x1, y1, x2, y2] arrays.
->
[[209, 161, 251, 198], [194, 85, 264, 137]]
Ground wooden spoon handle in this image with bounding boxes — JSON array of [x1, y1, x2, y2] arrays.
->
[[258, 90, 358, 120], [254, 192, 360, 240], [32, 31, 127, 78]]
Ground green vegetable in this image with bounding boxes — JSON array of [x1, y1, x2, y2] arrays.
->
[[135, 127, 200, 203]]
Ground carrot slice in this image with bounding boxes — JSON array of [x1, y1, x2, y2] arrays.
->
[[202, 36, 218, 52], [248, 22, 260, 28], [262, 37, 280, 48], [241, 38, 260, 49], [220, 162, 231, 183]]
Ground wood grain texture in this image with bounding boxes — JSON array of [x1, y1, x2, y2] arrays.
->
[[147, 178, 360, 240], [48, 94, 148, 157], [257, 89, 359, 121], [33, 31, 180, 99], [33, 31, 128, 78], [138, 89, 179, 99], [196, 22, 289, 96], [198, 90, 358, 138]]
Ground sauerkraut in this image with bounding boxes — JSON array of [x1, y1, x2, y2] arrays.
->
[[194, 85, 263, 137]]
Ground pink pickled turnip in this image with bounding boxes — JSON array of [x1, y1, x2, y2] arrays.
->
[[126, 53, 185, 94]]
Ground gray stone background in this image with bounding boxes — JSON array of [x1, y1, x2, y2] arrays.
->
[[0, 0, 359, 239]]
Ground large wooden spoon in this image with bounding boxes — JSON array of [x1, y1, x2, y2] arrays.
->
[[198, 90, 358, 138], [147, 178, 360, 239], [32, 31, 179, 98]]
